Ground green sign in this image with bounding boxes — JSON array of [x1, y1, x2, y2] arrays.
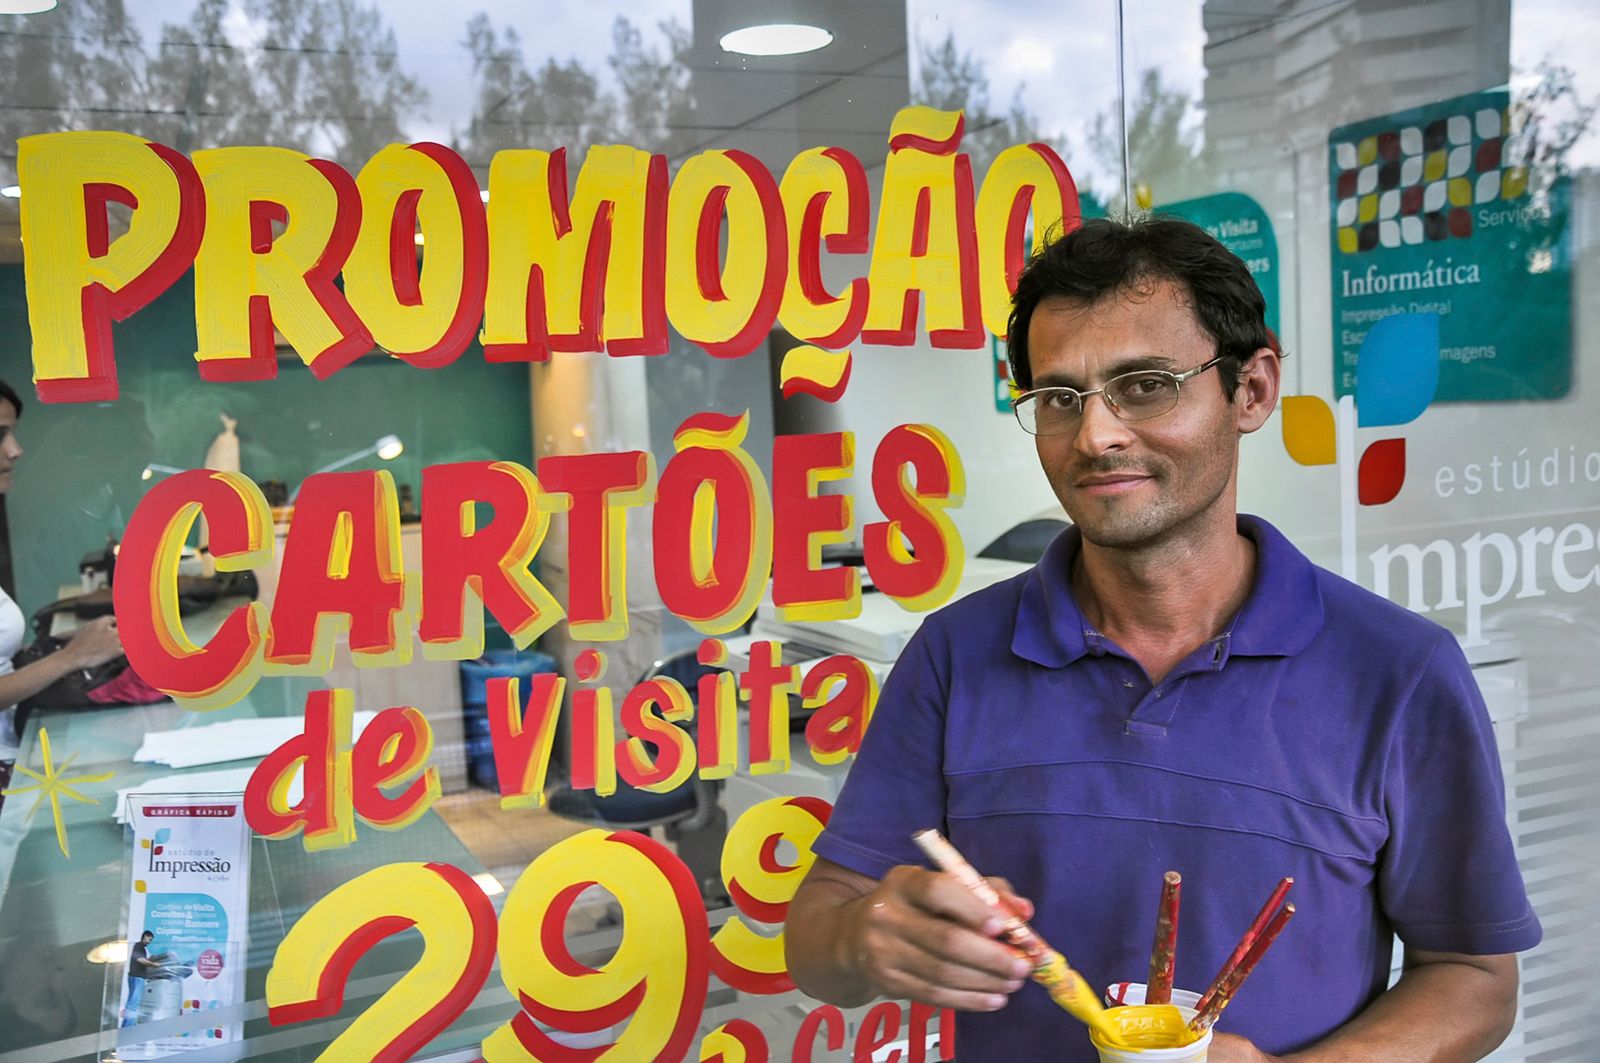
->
[[991, 188, 1271, 415], [1328, 90, 1571, 401], [1161, 191, 1281, 337]]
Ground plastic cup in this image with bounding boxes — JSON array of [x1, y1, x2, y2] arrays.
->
[[1089, 1004, 1213, 1062], [1104, 981, 1202, 1011]]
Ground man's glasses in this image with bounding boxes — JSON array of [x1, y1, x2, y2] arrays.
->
[[1012, 356, 1226, 436]]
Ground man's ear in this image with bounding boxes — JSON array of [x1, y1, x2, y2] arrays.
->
[[1235, 347, 1281, 435]]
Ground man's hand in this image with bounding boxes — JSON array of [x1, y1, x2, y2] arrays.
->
[[1208, 1033, 1284, 1063], [66, 616, 122, 668], [842, 864, 1035, 1012]]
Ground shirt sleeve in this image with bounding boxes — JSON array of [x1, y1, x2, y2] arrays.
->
[[810, 623, 952, 880], [1378, 632, 1541, 955]]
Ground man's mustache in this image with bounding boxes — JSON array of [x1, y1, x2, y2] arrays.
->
[[1071, 458, 1157, 478]]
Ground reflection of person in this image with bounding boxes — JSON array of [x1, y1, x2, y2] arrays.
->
[[787, 219, 1539, 1061], [124, 930, 162, 1021], [0, 380, 124, 815]]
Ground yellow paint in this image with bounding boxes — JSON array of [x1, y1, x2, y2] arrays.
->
[[265, 862, 487, 1061], [877, 424, 967, 613], [419, 461, 565, 662], [778, 345, 852, 393], [0, 728, 114, 858], [149, 473, 273, 711], [774, 431, 860, 625], [666, 150, 778, 349], [344, 144, 470, 362], [1281, 395, 1337, 466], [487, 829, 702, 1062], [1087, 1004, 1199, 1051], [264, 470, 409, 676], [561, 453, 656, 644], [777, 147, 864, 342], [17, 131, 190, 393], [975, 143, 1073, 337], [191, 146, 357, 373], [710, 797, 829, 988], [621, 678, 697, 795], [864, 107, 976, 341], [303, 688, 358, 852], [674, 410, 751, 452], [482, 145, 659, 353], [699, 1022, 759, 1061]]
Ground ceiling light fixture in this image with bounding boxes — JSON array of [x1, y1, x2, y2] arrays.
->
[[0, 186, 20, 199], [0, 0, 57, 13], [719, 23, 832, 57]]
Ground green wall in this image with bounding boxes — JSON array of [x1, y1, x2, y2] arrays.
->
[[0, 265, 533, 617]]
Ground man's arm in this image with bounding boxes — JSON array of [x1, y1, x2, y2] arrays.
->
[[1214, 948, 1518, 1063], [785, 856, 1034, 1013]]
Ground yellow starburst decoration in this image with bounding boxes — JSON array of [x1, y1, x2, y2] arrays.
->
[[2, 727, 114, 857]]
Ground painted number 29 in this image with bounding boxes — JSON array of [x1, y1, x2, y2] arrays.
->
[[265, 796, 829, 1061]]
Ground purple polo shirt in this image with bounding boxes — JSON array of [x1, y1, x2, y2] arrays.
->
[[811, 516, 1539, 1060]]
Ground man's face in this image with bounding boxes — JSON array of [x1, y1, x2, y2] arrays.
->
[[140, 933, 153, 944], [1024, 280, 1242, 550]]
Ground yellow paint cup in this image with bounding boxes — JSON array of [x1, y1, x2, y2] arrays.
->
[[1088, 1004, 1213, 1062]]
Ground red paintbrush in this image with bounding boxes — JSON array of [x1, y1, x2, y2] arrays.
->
[[1146, 871, 1182, 1005], [1193, 876, 1293, 1016], [1188, 901, 1295, 1033]]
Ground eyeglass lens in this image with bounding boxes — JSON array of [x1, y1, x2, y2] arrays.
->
[[1017, 372, 1181, 434]]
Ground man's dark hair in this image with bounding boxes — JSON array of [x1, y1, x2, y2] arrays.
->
[[1005, 216, 1277, 396], [0, 379, 22, 417], [140, 931, 154, 940]]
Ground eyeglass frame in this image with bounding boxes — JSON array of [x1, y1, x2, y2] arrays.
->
[[1010, 355, 1229, 436]]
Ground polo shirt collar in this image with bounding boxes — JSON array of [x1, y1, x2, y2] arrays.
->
[[1011, 514, 1325, 668]]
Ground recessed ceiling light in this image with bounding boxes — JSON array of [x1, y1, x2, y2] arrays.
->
[[0, 0, 58, 13], [719, 23, 832, 57], [0, 186, 20, 199], [87, 939, 131, 964]]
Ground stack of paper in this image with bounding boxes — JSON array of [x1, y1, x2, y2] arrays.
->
[[134, 713, 378, 769]]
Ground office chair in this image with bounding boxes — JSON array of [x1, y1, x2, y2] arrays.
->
[[544, 649, 730, 908], [978, 517, 1068, 564]]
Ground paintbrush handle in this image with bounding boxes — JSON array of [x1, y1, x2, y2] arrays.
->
[[1189, 903, 1295, 1033], [911, 829, 1051, 963], [1147, 871, 1182, 1005], [1193, 876, 1293, 1015]]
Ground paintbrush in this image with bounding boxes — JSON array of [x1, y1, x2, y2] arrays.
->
[[1193, 877, 1293, 1017], [1146, 871, 1183, 1005], [1188, 901, 1296, 1035], [910, 829, 1139, 1049]]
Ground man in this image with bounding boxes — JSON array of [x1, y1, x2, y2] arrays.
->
[[124, 930, 162, 1023], [786, 217, 1539, 1061]]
